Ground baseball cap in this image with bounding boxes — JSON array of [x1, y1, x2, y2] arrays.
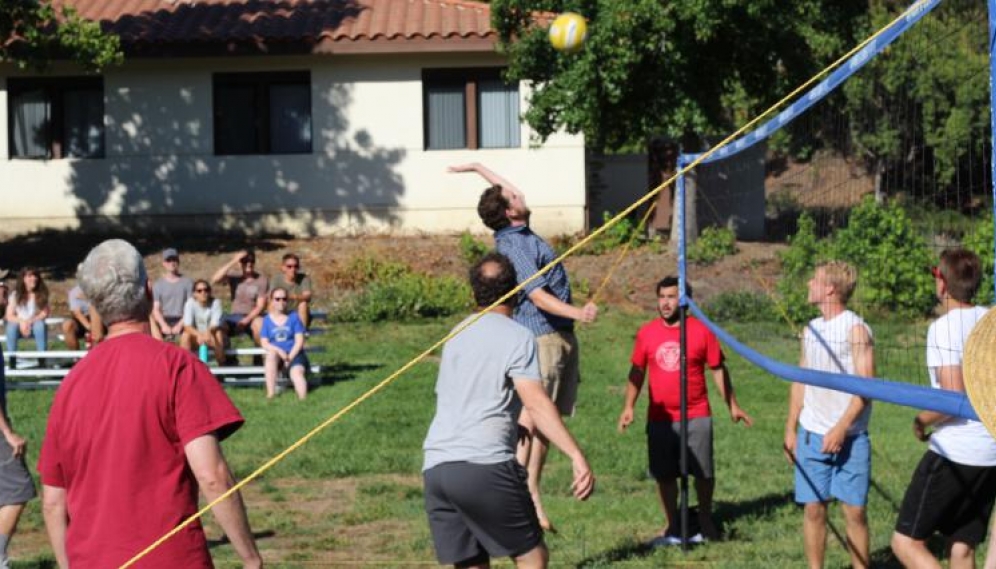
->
[[162, 248, 179, 261]]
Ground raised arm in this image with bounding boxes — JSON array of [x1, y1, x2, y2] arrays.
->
[[212, 252, 246, 285], [185, 434, 262, 568], [448, 162, 521, 195]]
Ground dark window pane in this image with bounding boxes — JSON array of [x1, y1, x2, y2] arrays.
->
[[426, 83, 465, 150], [11, 89, 51, 158], [479, 79, 520, 149], [215, 84, 259, 154], [63, 87, 104, 158], [269, 83, 311, 154]]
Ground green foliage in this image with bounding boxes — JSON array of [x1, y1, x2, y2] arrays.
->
[[588, 211, 640, 255], [703, 291, 777, 322], [458, 231, 490, 265], [825, 198, 934, 315], [964, 214, 995, 305], [338, 255, 411, 288], [0, 0, 123, 71], [687, 226, 738, 265], [335, 271, 471, 322], [493, 0, 866, 150], [778, 199, 935, 320]]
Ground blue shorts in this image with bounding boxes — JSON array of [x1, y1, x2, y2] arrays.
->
[[794, 427, 870, 506]]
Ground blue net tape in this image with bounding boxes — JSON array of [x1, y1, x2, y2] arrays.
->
[[686, 299, 979, 421]]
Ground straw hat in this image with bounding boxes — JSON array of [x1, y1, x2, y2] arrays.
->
[[963, 308, 996, 438]]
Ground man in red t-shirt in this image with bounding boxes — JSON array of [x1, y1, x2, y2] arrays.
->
[[37, 239, 262, 569], [618, 276, 752, 545]]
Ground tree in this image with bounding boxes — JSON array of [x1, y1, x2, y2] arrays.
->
[[1, 0, 122, 71], [492, 0, 867, 153]]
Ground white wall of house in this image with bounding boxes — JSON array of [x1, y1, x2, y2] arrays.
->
[[0, 53, 586, 237]]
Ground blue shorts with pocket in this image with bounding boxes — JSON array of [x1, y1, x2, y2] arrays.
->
[[794, 427, 870, 506]]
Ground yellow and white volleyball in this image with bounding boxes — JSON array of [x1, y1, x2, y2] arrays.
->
[[549, 12, 588, 53]]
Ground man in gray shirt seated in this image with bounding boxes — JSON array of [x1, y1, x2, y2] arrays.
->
[[151, 248, 193, 342], [422, 252, 595, 568]]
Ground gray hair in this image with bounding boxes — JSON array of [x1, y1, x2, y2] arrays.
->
[[78, 239, 150, 325]]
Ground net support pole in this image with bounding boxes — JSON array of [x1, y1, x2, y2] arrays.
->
[[676, 156, 690, 549], [990, 0, 996, 298]]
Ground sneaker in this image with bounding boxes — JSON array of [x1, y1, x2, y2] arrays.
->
[[688, 532, 707, 544], [648, 534, 683, 548]]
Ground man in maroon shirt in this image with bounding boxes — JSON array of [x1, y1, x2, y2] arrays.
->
[[38, 239, 262, 568]]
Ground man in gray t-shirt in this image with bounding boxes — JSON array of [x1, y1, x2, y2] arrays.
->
[[422, 252, 594, 568], [151, 248, 193, 342]]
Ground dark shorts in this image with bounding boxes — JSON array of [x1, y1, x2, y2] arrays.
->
[[0, 439, 36, 506], [222, 314, 252, 337], [647, 417, 714, 480], [895, 450, 996, 545], [284, 352, 309, 371], [424, 460, 542, 565]]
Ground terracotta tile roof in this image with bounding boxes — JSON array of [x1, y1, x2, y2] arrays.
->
[[52, 0, 501, 54]]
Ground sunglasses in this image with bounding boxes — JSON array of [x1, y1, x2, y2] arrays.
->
[[284, 263, 299, 269], [195, 288, 210, 293], [272, 297, 288, 302], [930, 266, 944, 280]]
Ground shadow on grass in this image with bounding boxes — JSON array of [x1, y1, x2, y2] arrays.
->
[[207, 529, 276, 550], [575, 538, 656, 567], [312, 362, 383, 388], [713, 490, 794, 540]]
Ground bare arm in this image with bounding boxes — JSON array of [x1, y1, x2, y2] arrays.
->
[[514, 379, 595, 500], [3, 300, 14, 324], [709, 364, 752, 425], [447, 162, 521, 195], [785, 342, 807, 463], [185, 434, 262, 568], [914, 365, 961, 440], [244, 295, 267, 323], [152, 301, 169, 331], [70, 307, 91, 331], [527, 288, 597, 323], [618, 365, 645, 432], [211, 252, 246, 285], [821, 324, 874, 452], [41, 485, 69, 568]]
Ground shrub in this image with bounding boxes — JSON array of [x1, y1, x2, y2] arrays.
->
[[688, 226, 738, 265], [776, 213, 821, 323], [703, 291, 778, 322], [337, 255, 410, 288], [458, 231, 490, 265], [334, 271, 471, 322], [587, 211, 640, 255]]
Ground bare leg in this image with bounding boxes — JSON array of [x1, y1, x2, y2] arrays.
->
[[840, 504, 869, 569], [289, 365, 308, 400], [694, 477, 719, 540], [527, 433, 552, 530], [891, 532, 942, 569], [656, 477, 678, 535], [949, 541, 976, 569], [179, 330, 195, 352], [250, 317, 263, 346], [264, 351, 280, 398], [62, 321, 79, 350], [512, 542, 548, 569], [803, 502, 828, 569], [212, 329, 227, 364], [0, 503, 24, 567]]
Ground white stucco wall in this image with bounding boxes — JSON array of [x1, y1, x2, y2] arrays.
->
[[0, 53, 586, 237]]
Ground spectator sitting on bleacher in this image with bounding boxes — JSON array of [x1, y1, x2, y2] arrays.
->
[[0, 277, 8, 322], [260, 287, 308, 400], [180, 279, 227, 364], [212, 250, 267, 347], [271, 253, 314, 329], [61, 283, 104, 350], [151, 248, 193, 342], [4, 267, 50, 352]]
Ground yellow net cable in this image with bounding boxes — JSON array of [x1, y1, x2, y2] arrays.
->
[[120, 3, 931, 566]]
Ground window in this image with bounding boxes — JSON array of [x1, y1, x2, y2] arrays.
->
[[423, 69, 520, 150], [7, 77, 104, 159], [213, 72, 312, 155]]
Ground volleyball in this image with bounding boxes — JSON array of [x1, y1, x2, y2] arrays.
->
[[549, 12, 588, 53]]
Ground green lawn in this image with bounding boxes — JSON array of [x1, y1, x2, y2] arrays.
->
[[6, 309, 981, 567]]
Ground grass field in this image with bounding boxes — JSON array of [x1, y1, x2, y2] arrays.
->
[[4, 307, 985, 567]]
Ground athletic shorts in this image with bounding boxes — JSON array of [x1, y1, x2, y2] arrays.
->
[[0, 438, 36, 507], [283, 352, 309, 371], [793, 427, 870, 506], [647, 417, 714, 480], [536, 330, 580, 416], [222, 314, 253, 337], [423, 460, 542, 565], [895, 450, 996, 545]]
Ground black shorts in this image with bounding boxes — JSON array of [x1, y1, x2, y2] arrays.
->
[[648, 417, 714, 480], [895, 451, 996, 545], [423, 460, 542, 565]]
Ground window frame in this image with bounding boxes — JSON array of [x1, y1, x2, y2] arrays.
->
[[212, 71, 313, 156], [422, 68, 520, 151], [6, 76, 105, 160]]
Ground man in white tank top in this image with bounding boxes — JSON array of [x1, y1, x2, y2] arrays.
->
[[785, 261, 874, 569], [892, 249, 996, 568]]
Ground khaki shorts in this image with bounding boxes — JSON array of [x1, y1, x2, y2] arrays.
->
[[536, 330, 580, 416]]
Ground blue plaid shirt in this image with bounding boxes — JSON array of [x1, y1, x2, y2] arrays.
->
[[494, 225, 574, 336]]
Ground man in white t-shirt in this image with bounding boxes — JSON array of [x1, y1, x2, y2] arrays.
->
[[892, 248, 996, 568], [785, 261, 875, 569]]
